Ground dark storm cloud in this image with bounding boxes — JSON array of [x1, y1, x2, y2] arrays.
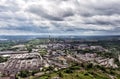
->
[[27, 4, 74, 21], [28, 9, 63, 21]]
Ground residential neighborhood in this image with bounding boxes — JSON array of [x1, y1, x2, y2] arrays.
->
[[0, 38, 119, 79]]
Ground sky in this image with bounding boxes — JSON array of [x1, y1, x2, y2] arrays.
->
[[0, 0, 120, 35]]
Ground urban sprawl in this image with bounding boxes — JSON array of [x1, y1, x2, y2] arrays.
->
[[0, 38, 120, 79]]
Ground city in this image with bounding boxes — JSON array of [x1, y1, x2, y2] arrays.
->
[[0, 0, 120, 79], [0, 37, 120, 79]]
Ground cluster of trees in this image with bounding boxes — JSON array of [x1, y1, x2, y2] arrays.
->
[[18, 70, 39, 78], [0, 56, 8, 63], [26, 44, 33, 53], [28, 39, 49, 45], [0, 42, 16, 51]]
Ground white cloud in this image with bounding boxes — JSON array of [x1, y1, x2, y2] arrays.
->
[[0, 0, 120, 35]]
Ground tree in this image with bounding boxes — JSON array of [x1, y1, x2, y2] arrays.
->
[[18, 70, 30, 78], [86, 63, 93, 69], [26, 44, 32, 53], [47, 66, 54, 71], [64, 69, 73, 73], [58, 72, 63, 78], [0, 56, 8, 63]]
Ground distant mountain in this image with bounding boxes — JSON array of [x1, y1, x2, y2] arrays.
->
[[0, 35, 120, 41]]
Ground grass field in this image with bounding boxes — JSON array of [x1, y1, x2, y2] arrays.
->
[[34, 65, 120, 79]]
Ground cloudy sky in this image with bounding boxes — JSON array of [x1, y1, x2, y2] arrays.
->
[[0, 0, 120, 35]]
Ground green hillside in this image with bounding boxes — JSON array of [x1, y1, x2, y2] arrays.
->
[[34, 64, 120, 79]]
